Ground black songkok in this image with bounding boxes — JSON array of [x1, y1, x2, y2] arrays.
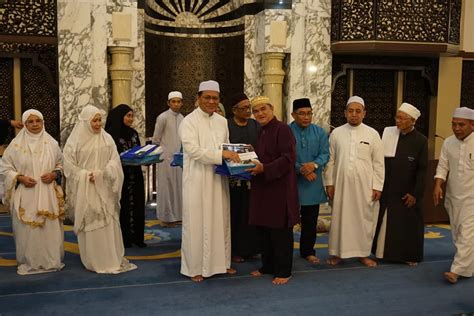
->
[[293, 98, 311, 112], [228, 92, 249, 108]]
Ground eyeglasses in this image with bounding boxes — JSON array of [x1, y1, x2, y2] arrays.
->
[[295, 112, 313, 117], [234, 106, 251, 111], [201, 95, 219, 102]]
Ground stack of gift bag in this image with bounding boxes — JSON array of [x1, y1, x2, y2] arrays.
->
[[120, 144, 163, 165]]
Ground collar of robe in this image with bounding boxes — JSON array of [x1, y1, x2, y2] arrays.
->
[[261, 116, 278, 129]]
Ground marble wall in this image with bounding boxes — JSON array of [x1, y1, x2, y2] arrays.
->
[[58, 0, 144, 144], [287, 0, 332, 130], [244, 0, 332, 129]]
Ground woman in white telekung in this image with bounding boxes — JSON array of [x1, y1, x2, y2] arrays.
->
[[0, 109, 65, 275], [63, 105, 137, 274]]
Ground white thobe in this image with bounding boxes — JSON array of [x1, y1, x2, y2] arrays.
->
[[179, 107, 231, 278], [435, 132, 474, 277], [324, 123, 385, 258], [152, 109, 183, 222]]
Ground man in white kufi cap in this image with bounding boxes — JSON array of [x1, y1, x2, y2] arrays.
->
[[434, 107, 474, 284], [324, 96, 385, 267], [374, 102, 428, 266], [152, 91, 185, 226], [178, 80, 240, 282]]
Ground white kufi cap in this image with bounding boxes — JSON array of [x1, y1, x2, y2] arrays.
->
[[198, 80, 220, 93], [346, 96, 365, 108], [398, 102, 421, 120], [453, 107, 474, 120], [168, 91, 182, 100]]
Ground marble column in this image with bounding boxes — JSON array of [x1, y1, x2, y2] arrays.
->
[[263, 52, 286, 120], [109, 46, 134, 107]]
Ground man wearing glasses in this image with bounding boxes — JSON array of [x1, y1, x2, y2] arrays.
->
[[289, 98, 329, 265], [179, 80, 240, 282], [373, 103, 427, 267]]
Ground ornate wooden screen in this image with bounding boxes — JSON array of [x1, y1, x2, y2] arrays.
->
[[0, 0, 59, 141]]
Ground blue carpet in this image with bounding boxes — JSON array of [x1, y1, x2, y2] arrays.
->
[[0, 209, 473, 316]]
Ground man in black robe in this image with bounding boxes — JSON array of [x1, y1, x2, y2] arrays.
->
[[373, 102, 427, 265], [227, 93, 261, 263]]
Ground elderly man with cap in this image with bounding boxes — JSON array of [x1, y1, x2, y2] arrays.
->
[[227, 92, 261, 263], [434, 107, 474, 284], [178, 80, 240, 282], [324, 95, 384, 267], [246, 96, 299, 285], [152, 91, 185, 227], [373, 102, 427, 266], [289, 98, 329, 265]]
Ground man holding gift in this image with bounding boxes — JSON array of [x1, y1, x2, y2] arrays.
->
[[179, 80, 240, 282], [247, 96, 299, 285]]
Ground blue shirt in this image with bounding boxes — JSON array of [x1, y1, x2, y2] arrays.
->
[[289, 122, 329, 205]]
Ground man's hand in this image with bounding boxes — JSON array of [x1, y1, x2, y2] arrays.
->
[[300, 162, 316, 176], [18, 175, 37, 188], [372, 190, 382, 201], [40, 172, 56, 184], [433, 186, 443, 206], [222, 150, 241, 163], [10, 120, 23, 129], [433, 178, 444, 206], [402, 193, 416, 208], [326, 185, 335, 200], [304, 172, 317, 182], [245, 160, 264, 176]]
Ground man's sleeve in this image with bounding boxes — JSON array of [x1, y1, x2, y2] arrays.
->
[[435, 141, 449, 180], [323, 132, 336, 186], [314, 128, 330, 168], [179, 119, 222, 165], [262, 125, 296, 182], [152, 115, 165, 144], [371, 133, 385, 191]]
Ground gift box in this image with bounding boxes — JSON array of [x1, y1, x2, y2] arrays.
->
[[120, 144, 163, 166], [215, 164, 252, 180], [221, 143, 258, 175], [170, 152, 183, 167]]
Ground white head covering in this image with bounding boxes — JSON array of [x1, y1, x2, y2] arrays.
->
[[453, 107, 474, 120], [67, 105, 106, 147], [22, 109, 44, 124], [21, 109, 45, 148], [198, 80, 220, 93], [168, 91, 183, 100], [63, 105, 123, 234], [398, 102, 421, 120], [346, 96, 365, 108]]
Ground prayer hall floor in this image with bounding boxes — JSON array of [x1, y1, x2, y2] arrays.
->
[[0, 210, 472, 315]]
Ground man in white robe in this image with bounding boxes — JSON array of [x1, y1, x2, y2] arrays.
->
[[179, 80, 240, 282], [152, 91, 184, 225], [324, 96, 385, 267], [434, 107, 474, 284]]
